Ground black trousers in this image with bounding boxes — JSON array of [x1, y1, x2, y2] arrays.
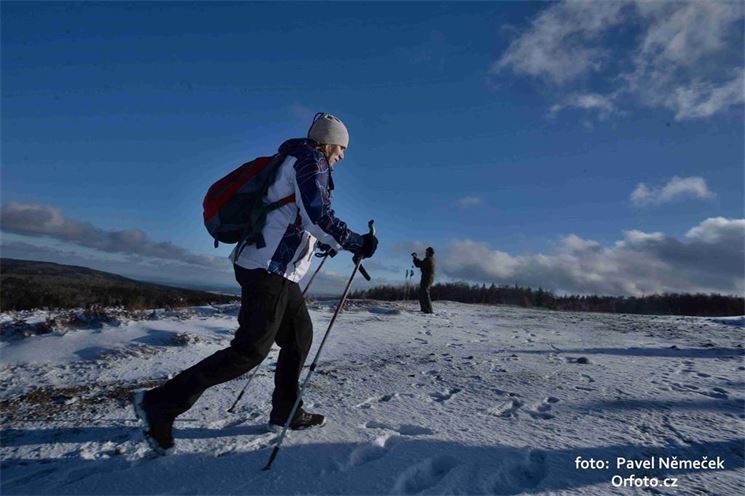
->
[[419, 284, 433, 313], [147, 265, 313, 422]]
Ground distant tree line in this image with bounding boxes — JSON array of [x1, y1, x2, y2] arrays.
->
[[349, 282, 744, 317], [1, 275, 238, 311], [0, 259, 239, 311]]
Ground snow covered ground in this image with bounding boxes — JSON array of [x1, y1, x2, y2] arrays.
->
[[1, 301, 743, 495]]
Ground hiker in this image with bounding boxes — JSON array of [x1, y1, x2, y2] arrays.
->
[[134, 113, 378, 454], [412, 247, 435, 314]]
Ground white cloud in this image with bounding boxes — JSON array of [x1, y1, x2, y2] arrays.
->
[[686, 217, 745, 244], [392, 240, 428, 257], [495, 0, 745, 121], [458, 196, 483, 208], [441, 218, 745, 296], [621, 230, 666, 245], [0, 238, 236, 292], [561, 234, 601, 252], [0, 202, 224, 269], [662, 69, 745, 120], [630, 176, 715, 207], [443, 239, 519, 280], [549, 93, 617, 120], [494, 0, 628, 85], [635, 1, 742, 67]]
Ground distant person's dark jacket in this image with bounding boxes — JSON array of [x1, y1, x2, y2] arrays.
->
[[413, 255, 435, 288]]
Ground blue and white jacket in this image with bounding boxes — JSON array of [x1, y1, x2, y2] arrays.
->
[[229, 138, 364, 282]]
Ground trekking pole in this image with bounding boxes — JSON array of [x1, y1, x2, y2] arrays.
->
[[303, 252, 331, 297], [409, 267, 415, 310], [408, 270, 412, 305], [227, 252, 330, 414], [263, 220, 375, 471], [404, 269, 414, 310], [403, 269, 410, 307]]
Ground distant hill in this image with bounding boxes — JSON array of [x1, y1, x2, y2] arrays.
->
[[0, 259, 238, 311]]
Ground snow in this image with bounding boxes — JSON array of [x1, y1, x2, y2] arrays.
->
[[1, 301, 743, 495]]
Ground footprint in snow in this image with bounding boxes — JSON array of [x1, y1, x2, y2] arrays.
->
[[363, 420, 394, 430], [704, 387, 729, 400], [397, 424, 435, 436], [355, 394, 399, 409], [487, 399, 523, 418], [429, 388, 462, 403], [355, 397, 377, 409], [488, 449, 548, 495], [527, 397, 560, 420], [362, 421, 435, 436], [491, 387, 517, 397], [666, 382, 701, 393], [392, 455, 460, 494], [347, 433, 400, 468], [574, 386, 595, 392]]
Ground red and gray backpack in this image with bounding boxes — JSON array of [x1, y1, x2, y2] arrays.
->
[[203, 154, 295, 251]]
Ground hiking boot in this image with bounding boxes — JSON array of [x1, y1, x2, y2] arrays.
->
[[133, 390, 175, 455], [269, 408, 327, 432]]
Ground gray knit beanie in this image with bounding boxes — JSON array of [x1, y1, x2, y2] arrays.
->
[[308, 113, 349, 148]]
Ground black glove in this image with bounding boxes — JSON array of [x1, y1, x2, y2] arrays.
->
[[359, 233, 378, 259]]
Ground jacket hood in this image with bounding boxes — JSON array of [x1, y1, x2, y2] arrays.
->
[[278, 137, 335, 191], [278, 138, 318, 155]]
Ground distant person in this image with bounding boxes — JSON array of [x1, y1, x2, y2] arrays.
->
[[412, 247, 435, 314], [134, 113, 378, 454]]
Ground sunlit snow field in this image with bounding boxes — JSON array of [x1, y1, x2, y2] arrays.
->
[[1, 301, 743, 495]]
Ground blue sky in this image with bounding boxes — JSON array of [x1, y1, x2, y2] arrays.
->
[[2, 1, 744, 296]]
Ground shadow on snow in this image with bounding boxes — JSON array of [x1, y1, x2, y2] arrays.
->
[[2, 427, 743, 495]]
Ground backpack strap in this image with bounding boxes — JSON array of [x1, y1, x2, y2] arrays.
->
[[235, 193, 296, 258], [264, 194, 296, 212], [251, 194, 296, 248]]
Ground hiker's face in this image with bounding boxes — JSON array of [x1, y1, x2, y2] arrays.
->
[[324, 145, 346, 166]]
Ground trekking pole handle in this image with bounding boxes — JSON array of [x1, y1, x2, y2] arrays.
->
[[354, 220, 375, 281]]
